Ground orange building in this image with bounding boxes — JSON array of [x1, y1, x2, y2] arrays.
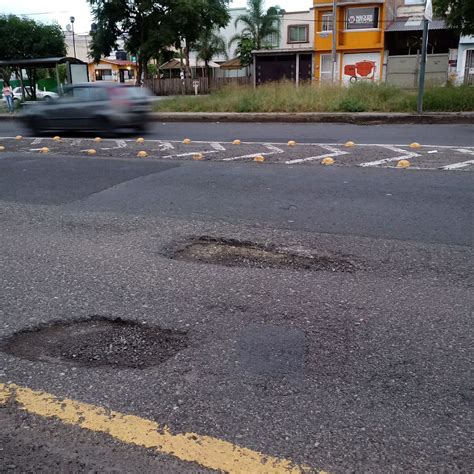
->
[[313, 0, 385, 84], [88, 59, 138, 84]]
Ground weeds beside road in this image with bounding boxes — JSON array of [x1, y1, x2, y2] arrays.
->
[[154, 82, 474, 113]]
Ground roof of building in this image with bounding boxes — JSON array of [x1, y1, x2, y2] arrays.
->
[[160, 58, 221, 69], [386, 18, 447, 32], [218, 57, 242, 70]]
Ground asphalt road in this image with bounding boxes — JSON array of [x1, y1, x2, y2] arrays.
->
[[1, 119, 474, 146], [0, 125, 473, 473]]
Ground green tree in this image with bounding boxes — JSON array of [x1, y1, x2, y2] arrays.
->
[[235, 36, 255, 69], [229, 0, 282, 52], [167, 0, 230, 78], [195, 28, 228, 79], [0, 15, 65, 98], [88, 0, 230, 82], [434, 0, 473, 36]]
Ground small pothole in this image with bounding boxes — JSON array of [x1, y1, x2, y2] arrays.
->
[[2, 317, 188, 369], [168, 236, 356, 272]]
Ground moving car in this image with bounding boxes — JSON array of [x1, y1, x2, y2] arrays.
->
[[22, 82, 151, 135]]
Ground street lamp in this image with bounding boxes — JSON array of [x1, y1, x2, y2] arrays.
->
[[70, 16, 76, 58]]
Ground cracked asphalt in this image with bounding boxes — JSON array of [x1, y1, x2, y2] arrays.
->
[[0, 122, 473, 473]]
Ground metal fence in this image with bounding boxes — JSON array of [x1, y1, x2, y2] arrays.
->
[[144, 76, 251, 96]]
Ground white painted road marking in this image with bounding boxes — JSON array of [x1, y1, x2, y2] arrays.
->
[[359, 145, 420, 167], [442, 160, 474, 170], [285, 145, 348, 165]]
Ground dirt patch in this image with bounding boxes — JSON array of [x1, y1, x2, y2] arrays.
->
[[2, 317, 188, 369], [169, 236, 356, 272]]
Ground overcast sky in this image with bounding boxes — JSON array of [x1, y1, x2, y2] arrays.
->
[[0, 0, 311, 35]]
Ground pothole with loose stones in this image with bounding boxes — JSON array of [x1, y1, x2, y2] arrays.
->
[[2, 317, 188, 369], [167, 236, 357, 272]]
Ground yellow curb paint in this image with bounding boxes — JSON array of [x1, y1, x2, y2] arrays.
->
[[253, 155, 265, 162], [137, 150, 148, 158], [193, 153, 204, 160], [0, 383, 319, 474], [344, 141, 355, 147], [39, 147, 49, 154], [87, 149, 97, 155], [94, 137, 102, 143], [409, 142, 421, 149], [232, 139, 241, 145], [287, 140, 296, 146], [15, 135, 23, 140], [321, 157, 334, 165], [397, 159, 410, 168], [183, 138, 191, 144], [136, 137, 145, 144]]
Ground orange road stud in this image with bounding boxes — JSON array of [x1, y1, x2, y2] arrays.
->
[[183, 138, 191, 144], [409, 142, 421, 148], [94, 137, 102, 142], [39, 147, 49, 153], [253, 155, 265, 162], [137, 150, 148, 158], [136, 137, 145, 144], [15, 135, 22, 140], [87, 149, 97, 155], [321, 157, 334, 165], [52, 136, 61, 142], [233, 139, 241, 145], [193, 153, 204, 160], [345, 141, 355, 147], [287, 140, 296, 146], [0, 146, 5, 151], [397, 159, 410, 168]]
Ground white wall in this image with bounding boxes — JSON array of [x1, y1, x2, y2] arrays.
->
[[456, 36, 474, 84], [280, 10, 314, 49]]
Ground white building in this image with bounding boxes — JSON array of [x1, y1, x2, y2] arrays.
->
[[455, 36, 474, 85]]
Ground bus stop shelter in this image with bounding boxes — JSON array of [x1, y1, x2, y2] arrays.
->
[[0, 56, 87, 101]]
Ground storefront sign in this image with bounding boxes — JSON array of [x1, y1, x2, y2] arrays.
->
[[346, 7, 379, 29]]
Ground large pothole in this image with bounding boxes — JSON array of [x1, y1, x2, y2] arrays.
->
[[169, 236, 356, 272], [2, 318, 188, 369]]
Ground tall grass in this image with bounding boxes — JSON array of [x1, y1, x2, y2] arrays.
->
[[154, 82, 474, 113]]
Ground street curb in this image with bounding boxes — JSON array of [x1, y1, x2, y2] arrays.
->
[[1, 112, 473, 125], [148, 112, 474, 124]]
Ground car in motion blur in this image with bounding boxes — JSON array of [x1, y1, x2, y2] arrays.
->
[[22, 83, 151, 136]]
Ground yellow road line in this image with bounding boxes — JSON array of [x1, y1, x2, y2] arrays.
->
[[0, 383, 323, 474]]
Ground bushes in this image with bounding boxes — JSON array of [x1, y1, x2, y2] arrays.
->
[[154, 81, 474, 113]]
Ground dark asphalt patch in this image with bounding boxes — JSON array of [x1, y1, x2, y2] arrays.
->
[[2, 318, 188, 369], [0, 154, 179, 205], [168, 236, 357, 272]]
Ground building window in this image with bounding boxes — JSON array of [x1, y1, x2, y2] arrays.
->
[[95, 69, 112, 81], [346, 7, 379, 30], [288, 25, 308, 43], [321, 13, 333, 32], [264, 32, 279, 48]]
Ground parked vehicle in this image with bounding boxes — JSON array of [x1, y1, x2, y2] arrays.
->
[[2, 86, 59, 104], [22, 83, 152, 135]]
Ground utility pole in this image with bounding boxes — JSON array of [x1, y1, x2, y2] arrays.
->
[[417, 0, 432, 113], [70, 16, 77, 59], [331, 0, 337, 83]]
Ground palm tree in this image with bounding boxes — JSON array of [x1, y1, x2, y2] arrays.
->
[[229, 0, 282, 52], [195, 29, 228, 80]]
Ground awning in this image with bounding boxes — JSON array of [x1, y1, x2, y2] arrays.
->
[[386, 18, 447, 32], [218, 57, 242, 70], [0, 57, 85, 68]]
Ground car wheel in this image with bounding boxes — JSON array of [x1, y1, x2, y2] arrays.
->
[[43, 96, 51, 101]]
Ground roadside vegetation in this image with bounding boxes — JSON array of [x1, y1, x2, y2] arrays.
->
[[154, 82, 474, 113]]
